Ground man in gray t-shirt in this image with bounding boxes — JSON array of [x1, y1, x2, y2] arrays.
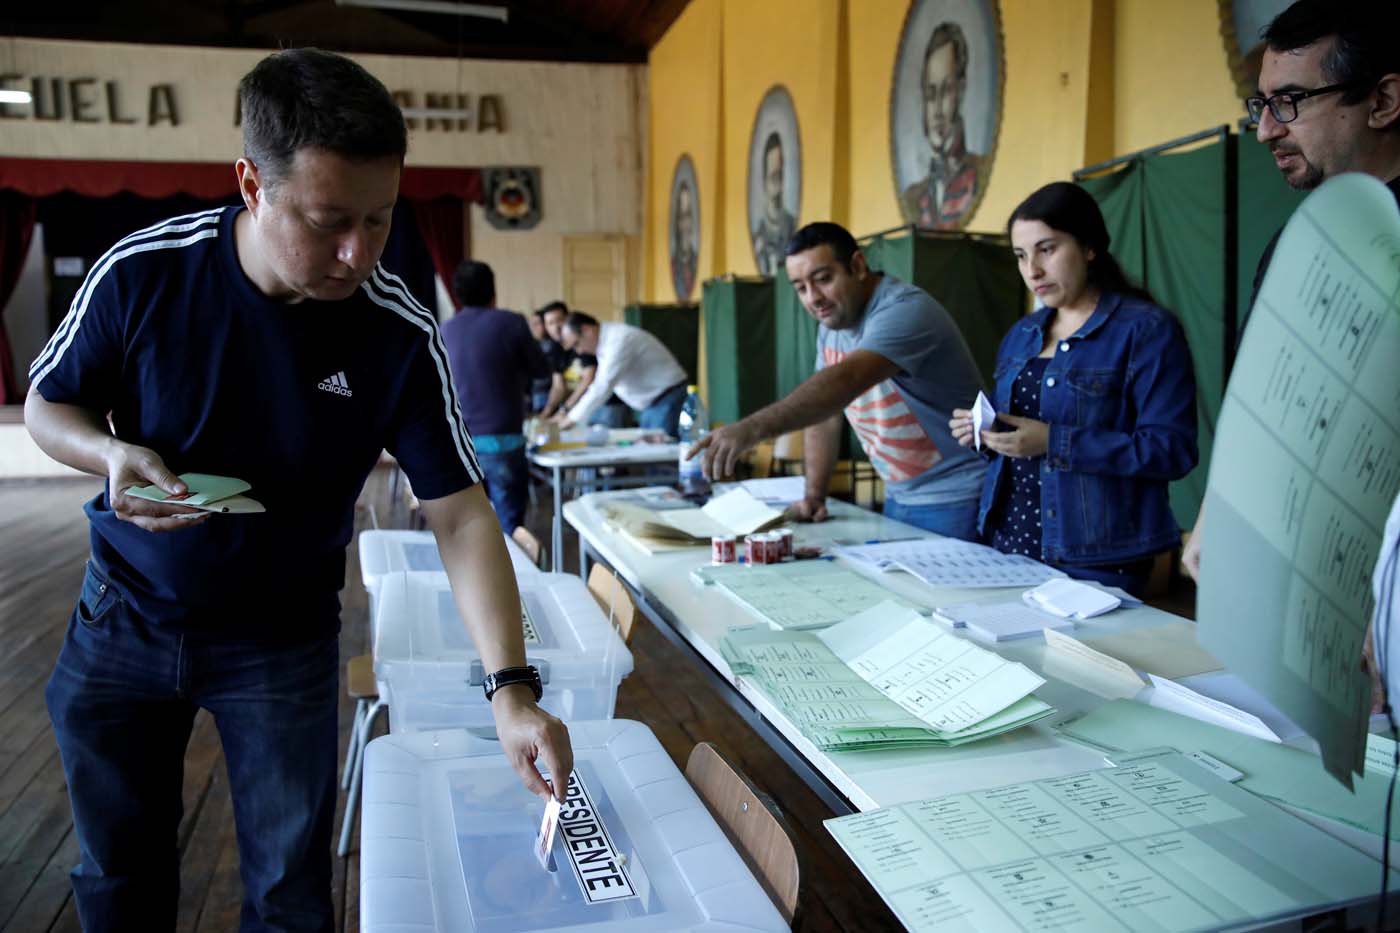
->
[[692, 222, 986, 539]]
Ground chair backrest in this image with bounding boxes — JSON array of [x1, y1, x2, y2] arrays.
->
[[772, 430, 804, 463], [586, 563, 638, 645], [685, 742, 801, 925]]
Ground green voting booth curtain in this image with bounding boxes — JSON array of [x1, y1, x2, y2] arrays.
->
[[1078, 130, 1307, 530], [1235, 133, 1306, 327], [1080, 143, 1224, 530], [859, 229, 1025, 390], [623, 303, 700, 384], [702, 276, 776, 424]]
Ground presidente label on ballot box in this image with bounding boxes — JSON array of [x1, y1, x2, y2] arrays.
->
[[556, 771, 638, 904]]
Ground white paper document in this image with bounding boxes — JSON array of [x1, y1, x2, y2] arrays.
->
[[1145, 675, 1281, 743], [817, 603, 1046, 733], [1041, 628, 1148, 700], [836, 537, 1065, 588], [932, 600, 1073, 643], [971, 390, 997, 451], [1198, 173, 1400, 787], [1023, 578, 1123, 619], [826, 748, 1396, 932]]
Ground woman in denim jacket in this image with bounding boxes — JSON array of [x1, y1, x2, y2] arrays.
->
[[949, 182, 1197, 595]]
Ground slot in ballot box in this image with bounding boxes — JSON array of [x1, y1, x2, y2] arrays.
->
[[374, 571, 633, 733], [359, 721, 788, 932], [359, 529, 541, 623]]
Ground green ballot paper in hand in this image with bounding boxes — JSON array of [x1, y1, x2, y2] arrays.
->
[[126, 473, 266, 514]]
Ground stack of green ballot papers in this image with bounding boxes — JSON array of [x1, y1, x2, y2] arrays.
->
[[126, 473, 265, 514], [720, 601, 1053, 751]]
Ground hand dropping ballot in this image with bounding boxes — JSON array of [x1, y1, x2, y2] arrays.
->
[[534, 797, 561, 870], [970, 391, 997, 451]]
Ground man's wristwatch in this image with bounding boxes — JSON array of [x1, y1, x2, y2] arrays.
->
[[482, 665, 543, 702]]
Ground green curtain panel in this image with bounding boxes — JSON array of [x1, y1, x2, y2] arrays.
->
[[1080, 143, 1223, 529], [858, 229, 1026, 390], [623, 303, 700, 384], [1078, 130, 1310, 530], [701, 276, 776, 424], [1235, 133, 1307, 333], [773, 270, 818, 401]]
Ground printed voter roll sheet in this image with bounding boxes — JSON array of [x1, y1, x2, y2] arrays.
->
[[1198, 173, 1400, 788], [825, 747, 1396, 933]]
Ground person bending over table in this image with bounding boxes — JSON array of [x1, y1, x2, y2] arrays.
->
[[24, 48, 571, 932], [553, 312, 690, 437], [949, 182, 1197, 596], [691, 222, 987, 540]]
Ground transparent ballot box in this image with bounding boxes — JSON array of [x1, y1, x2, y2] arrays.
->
[[359, 529, 541, 622], [359, 720, 787, 932], [374, 571, 633, 732]]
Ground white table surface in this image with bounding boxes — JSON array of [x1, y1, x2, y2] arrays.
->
[[563, 487, 1387, 864]]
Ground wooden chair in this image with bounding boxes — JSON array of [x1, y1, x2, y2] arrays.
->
[[771, 431, 804, 476], [338, 654, 387, 857], [511, 525, 548, 569], [685, 742, 802, 926], [587, 563, 638, 645]]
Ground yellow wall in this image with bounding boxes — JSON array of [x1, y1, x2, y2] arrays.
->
[[647, 0, 1251, 271], [1113, 0, 1244, 155], [645, 0, 724, 301], [721, 0, 842, 273]]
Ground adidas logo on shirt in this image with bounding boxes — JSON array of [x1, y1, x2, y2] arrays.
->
[[317, 371, 353, 397]]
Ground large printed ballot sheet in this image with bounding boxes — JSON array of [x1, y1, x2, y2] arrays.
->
[[1198, 173, 1400, 787], [826, 748, 1392, 932]]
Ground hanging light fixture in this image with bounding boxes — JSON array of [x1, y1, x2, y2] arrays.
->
[[333, 0, 508, 22]]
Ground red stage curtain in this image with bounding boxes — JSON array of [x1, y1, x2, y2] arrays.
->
[[0, 191, 37, 404], [0, 158, 482, 203], [411, 198, 469, 297]]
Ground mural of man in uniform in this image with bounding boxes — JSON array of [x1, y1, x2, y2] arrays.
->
[[670, 177, 698, 301], [900, 21, 984, 229], [751, 132, 797, 276]]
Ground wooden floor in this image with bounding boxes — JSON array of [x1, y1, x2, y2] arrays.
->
[[0, 469, 905, 931]]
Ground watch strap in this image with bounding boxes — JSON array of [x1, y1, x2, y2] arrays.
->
[[483, 664, 542, 702]]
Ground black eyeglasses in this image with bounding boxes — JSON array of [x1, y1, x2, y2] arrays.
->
[[1245, 83, 1358, 124]]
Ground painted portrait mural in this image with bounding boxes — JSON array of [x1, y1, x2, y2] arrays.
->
[[746, 85, 802, 276], [890, 0, 1005, 230], [669, 155, 700, 302], [1219, 0, 1292, 100]]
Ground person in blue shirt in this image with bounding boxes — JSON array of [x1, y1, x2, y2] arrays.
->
[[24, 48, 571, 932], [440, 260, 550, 548], [950, 182, 1198, 595]]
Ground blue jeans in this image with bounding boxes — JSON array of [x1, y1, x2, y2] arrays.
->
[[46, 562, 339, 933], [476, 444, 529, 533], [882, 496, 981, 541], [638, 383, 687, 437], [588, 401, 630, 428]]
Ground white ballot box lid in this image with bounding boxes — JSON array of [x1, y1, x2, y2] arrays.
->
[[360, 529, 541, 598], [359, 720, 787, 932], [373, 571, 634, 731]]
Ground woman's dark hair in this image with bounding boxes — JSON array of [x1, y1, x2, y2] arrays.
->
[[1007, 181, 1157, 306]]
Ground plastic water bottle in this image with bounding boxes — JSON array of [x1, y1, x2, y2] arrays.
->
[[677, 385, 710, 496]]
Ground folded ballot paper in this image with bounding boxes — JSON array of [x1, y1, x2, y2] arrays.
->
[[126, 472, 265, 514], [600, 486, 784, 547], [720, 601, 1053, 752]]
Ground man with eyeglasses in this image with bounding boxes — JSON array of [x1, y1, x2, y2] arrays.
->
[[1182, 0, 1400, 585]]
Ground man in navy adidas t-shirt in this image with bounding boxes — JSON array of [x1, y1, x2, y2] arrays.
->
[[25, 49, 572, 931]]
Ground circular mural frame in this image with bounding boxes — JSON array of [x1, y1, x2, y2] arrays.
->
[[746, 85, 803, 276], [888, 0, 1006, 231], [1218, 0, 1291, 103], [668, 154, 700, 302]]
